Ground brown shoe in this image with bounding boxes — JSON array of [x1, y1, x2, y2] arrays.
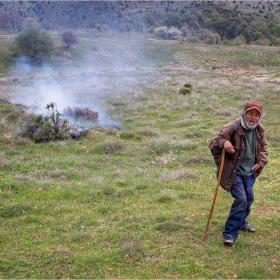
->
[[241, 224, 255, 233]]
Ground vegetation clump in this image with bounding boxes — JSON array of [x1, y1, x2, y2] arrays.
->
[[154, 26, 182, 40], [32, 102, 70, 142], [20, 103, 93, 142], [61, 31, 78, 49], [12, 28, 54, 61], [155, 221, 186, 232], [63, 106, 98, 122], [183, 83, 192, 89], [120, 132, 135, 140], [92, 139, 125, 154], [178, 83, 193, 95]]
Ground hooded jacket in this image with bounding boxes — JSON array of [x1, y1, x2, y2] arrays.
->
[[209, 117, 268, 191]]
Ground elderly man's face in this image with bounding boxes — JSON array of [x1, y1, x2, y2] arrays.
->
[[244, 109, 261, 127]]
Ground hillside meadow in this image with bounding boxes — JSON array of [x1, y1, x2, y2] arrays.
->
[[0, 30, 280, 278]]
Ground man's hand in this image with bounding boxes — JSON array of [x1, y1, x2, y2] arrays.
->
[[252, 164, 260, 171], [223, 140, 235, 154]]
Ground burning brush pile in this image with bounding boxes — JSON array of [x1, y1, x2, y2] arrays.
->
[[22, 102, 99, 142], [63, 106, 98, 122]]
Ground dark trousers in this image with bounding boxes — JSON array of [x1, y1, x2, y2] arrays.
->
[[223, 172, 256, 239]]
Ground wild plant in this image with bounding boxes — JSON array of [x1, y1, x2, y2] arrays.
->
[[32, 102, 70, 142]]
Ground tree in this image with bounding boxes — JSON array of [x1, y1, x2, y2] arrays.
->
[[154, 26, 168, 39], [61, 31, 78, 49], [13, 28, 54, 60], [145, 12, 156, 27], [133, 21, 145, 32], [165, 12, 182, 28], [0, 9, 22, 31]]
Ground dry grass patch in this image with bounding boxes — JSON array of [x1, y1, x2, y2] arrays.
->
[[159, 169, 196, 182]]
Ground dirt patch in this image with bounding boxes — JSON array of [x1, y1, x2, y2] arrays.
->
[[92, 45, 140, 62], [213, 66, 279, 83], [193, 46, 211, 53], [254, 75, 280, 82], [92, 51, 114, 57], [223, 68, 252, 75]]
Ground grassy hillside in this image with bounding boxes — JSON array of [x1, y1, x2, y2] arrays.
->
[[1, 1, 280, 33], [0, 31, 279, 278]]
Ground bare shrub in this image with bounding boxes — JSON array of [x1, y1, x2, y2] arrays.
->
[[61, 31, 78, 49], [63, 106, 98, 122]]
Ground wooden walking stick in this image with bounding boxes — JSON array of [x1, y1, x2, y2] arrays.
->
[[203, 148, 226, 242]]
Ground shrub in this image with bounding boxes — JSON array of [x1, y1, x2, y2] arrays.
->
[[205, 33, 222, 45], [61, 31, 78, 49], [63, 106, 98, 122], [229, 35, 246, 46], [179, 87, 191, 95], [12, 28, 54, 60], [154, 26, 182, 40], [183, 83, 192, 88], [186, 36, 201, 43], [28, 102, 70, 142]]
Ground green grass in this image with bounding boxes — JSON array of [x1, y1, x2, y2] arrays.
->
[[0, 34, 13, 73], [0, 31, 280, 278]]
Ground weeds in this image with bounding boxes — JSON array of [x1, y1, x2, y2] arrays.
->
[[155, 221, 186, 232], [0, 201, 32, 218]]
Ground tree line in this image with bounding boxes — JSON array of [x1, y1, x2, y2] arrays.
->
[[78, 5, 280, 46], [2, 1, 280, 46], [197, 5, 280, 46]]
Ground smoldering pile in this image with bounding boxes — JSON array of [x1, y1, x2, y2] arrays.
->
[[62, 106, 99, 122], [21, 105, 99, 142], [62, 106, 99, 140]]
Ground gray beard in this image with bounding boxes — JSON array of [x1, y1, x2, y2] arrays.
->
[[241, 116, 259, 130]]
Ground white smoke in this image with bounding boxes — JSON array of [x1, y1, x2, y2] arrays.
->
[[7, 56, 113, 127], [3, 38, 162, 129]]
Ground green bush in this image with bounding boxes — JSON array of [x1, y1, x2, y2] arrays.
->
[[31, 103, 70, 142], [186, 36, 200, 43], [179, 87, 191, 95], [12, 28, 54, 60], [183, 83, 192, 88]]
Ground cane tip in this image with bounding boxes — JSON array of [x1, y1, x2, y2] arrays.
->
[[202, 235, 207, 242]]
